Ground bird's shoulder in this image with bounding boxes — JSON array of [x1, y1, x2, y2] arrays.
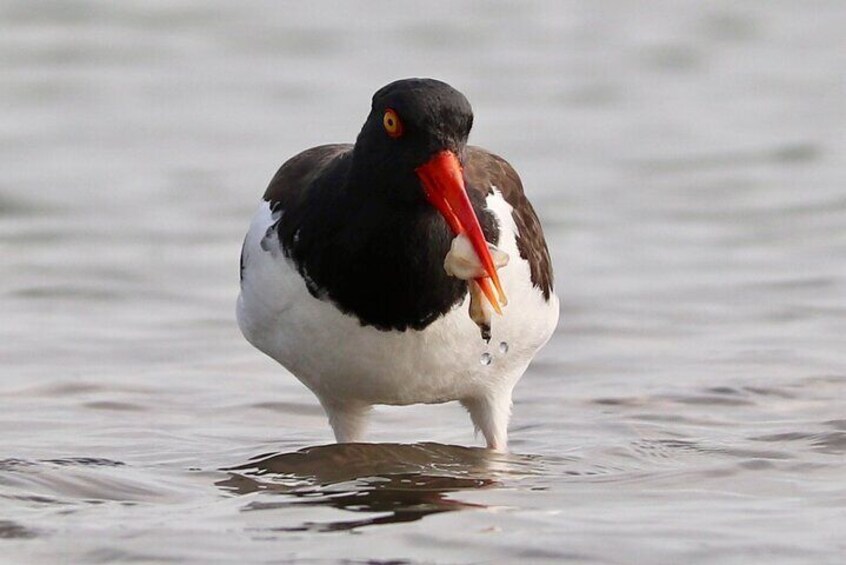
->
[[263, 144, 352, 207], [464, 146, 524, 202], [464, 145, 554, 300]]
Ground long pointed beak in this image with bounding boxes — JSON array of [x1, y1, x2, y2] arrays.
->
[[416, 150, 507, 313]]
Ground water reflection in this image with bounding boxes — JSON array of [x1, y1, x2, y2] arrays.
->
[[217, 442, 528, 532]]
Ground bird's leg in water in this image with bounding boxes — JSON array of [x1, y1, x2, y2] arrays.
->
[[461, 387, 514, 452], [320, 398, 371, 443], [443, 233, 509, 341]]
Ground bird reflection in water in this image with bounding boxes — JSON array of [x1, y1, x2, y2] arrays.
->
[[217, 442, 528, 532]]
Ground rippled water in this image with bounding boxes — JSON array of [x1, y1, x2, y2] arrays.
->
[[2, 1, 845, 563]]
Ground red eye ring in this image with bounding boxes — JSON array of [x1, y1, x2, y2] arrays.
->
[[383, 108, 403, 138]]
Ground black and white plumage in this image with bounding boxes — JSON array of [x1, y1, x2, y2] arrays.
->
[[237, 78, 558, 451]]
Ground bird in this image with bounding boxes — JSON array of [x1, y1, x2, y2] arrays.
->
[[237, 78, 558, 451]]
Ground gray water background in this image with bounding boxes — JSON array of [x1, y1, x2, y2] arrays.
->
[[1, 1, 845, 563]]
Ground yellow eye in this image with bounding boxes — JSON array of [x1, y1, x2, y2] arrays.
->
[[383, 108, 403, 138]]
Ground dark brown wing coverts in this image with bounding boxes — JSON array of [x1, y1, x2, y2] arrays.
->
[[263, 144, 351, 206], [464, 146, 554, 300]]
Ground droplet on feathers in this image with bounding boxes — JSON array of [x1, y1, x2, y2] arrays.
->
[[480, 352, 493, 366], [499, 341, 509, 354]]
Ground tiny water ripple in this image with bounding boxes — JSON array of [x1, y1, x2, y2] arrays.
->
[[0, 520, 38, 540]]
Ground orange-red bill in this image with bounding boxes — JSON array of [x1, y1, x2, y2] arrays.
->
[[476, 278, 502, 315], [416, 150, 507, 312]]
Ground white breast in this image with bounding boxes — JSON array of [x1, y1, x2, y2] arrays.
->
[[237, 188, 559, 407]]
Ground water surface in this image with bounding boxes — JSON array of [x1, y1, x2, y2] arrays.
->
[[1, 1, 845, 563]]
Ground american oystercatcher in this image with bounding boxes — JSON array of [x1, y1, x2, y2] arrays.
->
[[237, 78, 558, 451]]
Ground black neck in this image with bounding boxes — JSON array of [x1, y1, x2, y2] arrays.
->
[[276, 155, 477, 332]]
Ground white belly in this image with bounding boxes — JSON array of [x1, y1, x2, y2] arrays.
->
[[237, 189, 559, 406]]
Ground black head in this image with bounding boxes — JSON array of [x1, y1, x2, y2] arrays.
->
[[351, 78, 474, 197], [348, 78, 507, 313]]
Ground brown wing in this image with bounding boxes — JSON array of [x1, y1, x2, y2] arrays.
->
[[263, 144, 352, 206], [464, 146, 554, 300]]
